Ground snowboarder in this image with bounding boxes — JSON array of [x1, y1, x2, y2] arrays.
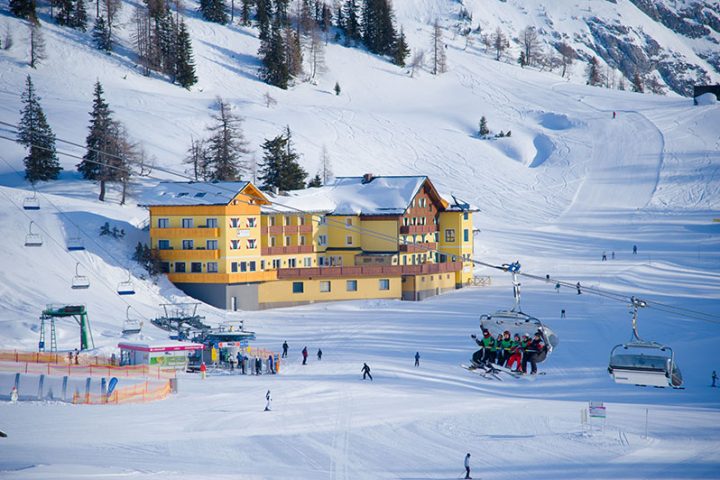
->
[[464, 453, 472, 479], [555, 282, 560, 293], [633, 245, 638, 255], [264, 390, 272, 411], [576, 282, 582, 295], [361, 363, 373, 381], [317, 348, 322, 360], [414, 351, 420, 367], [282, 341, 288, 358], [602, 252, 607, 261], [200, 361, 207, 380], [10, 386, 18, 403], [713, 371, 718, 387], [302, 346, 308, 365], [611, 251, 615, 260], [522, 332, 547, 375], [613, 111, 616, 119], [561, 309, 566, 318]]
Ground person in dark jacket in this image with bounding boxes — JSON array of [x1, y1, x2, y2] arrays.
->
[[317, 348, 322, 360], [302, 346, 308, 365], [414, 351, 420, 367], [361, 363, 373, 380], [464, 453, 472, 479], [282, 341, 288, 358], [522, 332, 547, 375], [471, 329, 496, 366]]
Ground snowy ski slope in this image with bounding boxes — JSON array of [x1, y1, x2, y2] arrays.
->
[[0, 1, 719, 478]]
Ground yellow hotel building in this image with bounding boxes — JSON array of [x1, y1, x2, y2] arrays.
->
[[142, 175, 475, 310]]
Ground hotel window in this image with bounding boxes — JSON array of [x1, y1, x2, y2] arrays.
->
[[292, 282, 304, 294], [181, 218, 193, 228], [318, 216, 327, 225], [158, 240, 170, 250], [231, 262, 238, 273], [207, 240, 218, 250], [463, 229, 469, 242], [284, 216, 291, 226], [247, 239, 257, 249], [206, 218, 218, 228], [320, 281, 331, 293], [318, 257, 327, 266], [269, 216, 276, 226], [318, 235, 327, 246], [182, 239, 194, 250], [298, 216, 305, 225], [240, 262, 247, 272], [346, 218, 352, 226], [379, 279, 390, 291], [249, 261, 256, 272], [247, 217, 257, 227], [463, 212, 469, 220], [160, 262, 169, 273], [260, 260, 265, 270], [303, 257, 312, 267], [174, 262, 186, 273], [191, 262, 202, 273], [346, 280, 358, 292], [272, 259, 281, 269], [403, 217, 409, 226], [270, 236, 276, 247], [230, 218, 240, 228], [285, 236, 291, 246], [300, 235, 306, 246], [288, 258, 297, 268], [346, 236, 353, 245], [207, 262, 218, 273], [157, 218, 169, 228], [230, 239, 240, 250], [445, 229, 456, 242]]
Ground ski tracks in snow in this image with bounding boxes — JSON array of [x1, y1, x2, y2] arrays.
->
[[329, 387, 352, 480]]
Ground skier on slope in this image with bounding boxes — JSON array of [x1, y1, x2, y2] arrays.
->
[[302, 346, 308, 365], [282, 341, 288, 358], [361, 363, 373, 381], [264, 390, 272, 411]]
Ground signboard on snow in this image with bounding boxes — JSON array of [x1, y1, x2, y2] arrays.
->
[[589, 401, 606, 418]]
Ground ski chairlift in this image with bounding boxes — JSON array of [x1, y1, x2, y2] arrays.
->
[[122, 306, 143, 335], [117, 271, 135, 295], [608, 297, 682, 388], [22, 191, 40, 210], [71, 262, 90, 290], [67, 231, 85, 251], [476, 260, 559, 361], [24, 221, 43, 247]]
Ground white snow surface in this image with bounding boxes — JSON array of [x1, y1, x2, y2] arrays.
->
[[0, 1, 720, 478]]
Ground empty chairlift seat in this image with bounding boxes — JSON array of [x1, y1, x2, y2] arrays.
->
[[67, 235, 85, 251], [71, 263, 90, 289], [117, 271, 135, 295], [608, 343, 682, 388], [24, 221, 43, 247], [22, 193, 40, 210]]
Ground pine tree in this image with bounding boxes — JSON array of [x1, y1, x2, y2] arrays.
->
[[18, 75, 62, 183], [92, 15, 112, 51], [29, 22, 46, 69], [258, 127, 307, 191], [56, 0, 74, 26], [72, 0, 88, 30], [307, 174, 322, 187], [342, 0, 360, 43], [199, 0, 228, 24], [239, 0, 252, 26], [205, 98, 250, 181], [259, 21, 289, 89], [392, 27, 409, 67], [255, 0, 272, 41], [334, 81, 341, 95], [284, 26, 303, 79], [77, 81, 125, 201], [362, 0, 396, 56], [175, 19, 197, 88], [10, 0, 37, 21], [478, 116, 489, 136]]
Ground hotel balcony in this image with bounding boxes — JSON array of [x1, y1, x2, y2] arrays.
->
[[399, 242, 437, 253], [261, 245, 314, 256], [150, 227, 220, 238], [399, 224, 437, 235], [276, 261, 462, 279], [157, 248, 221, 260]]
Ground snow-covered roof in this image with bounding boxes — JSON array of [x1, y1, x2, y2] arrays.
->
[[138, 182, 251, 207], [263, 176, 438, 216]]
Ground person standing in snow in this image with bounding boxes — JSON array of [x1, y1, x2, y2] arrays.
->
[[712, 371, 718, 387], [200, 361, 207, 380], [611, 251, 615, 260], [10, 386, 18, 403], [633, 245, 638, 255], [361, 363, 373, 381], [317, 348, 322, 361], [576, 282, 582, 295], [229, 352, 237, 371], [602, 252, 607, 261], [264, 390, 272, 411], [282, 341, 288, 358], [414, 351, 420, 367], [561, 309, 566, 319], [464, 453, 472, 479], [613, 111, 616, 119], [255, 356, 262, 375], [555, 282, 560, 293], [302, 346, 308, 365], [267, 354, 274, 374]]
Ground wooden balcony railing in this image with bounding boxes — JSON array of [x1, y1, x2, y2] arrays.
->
[[157, 249, 221, 260], [261, 245, 314, 256], [399, 224, 437, 235], [399, 242, 437, 253], [151, 227, 220, 238]]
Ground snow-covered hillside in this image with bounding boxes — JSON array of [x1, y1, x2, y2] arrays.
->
[[0, 0, 719, 478]]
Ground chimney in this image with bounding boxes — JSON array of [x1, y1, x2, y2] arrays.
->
[[362, 173, 374, 184]]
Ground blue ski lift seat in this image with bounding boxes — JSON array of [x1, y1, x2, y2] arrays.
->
[[117, 271, 135, 295], [67, 235, 85, 251]]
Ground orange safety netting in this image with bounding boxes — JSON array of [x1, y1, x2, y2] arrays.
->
[[71, 380, 172, 405], [0, 350, 112, 366]]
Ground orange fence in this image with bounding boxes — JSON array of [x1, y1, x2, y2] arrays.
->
[[0, 361, 176, 379], [0, 350, 114, 366], [72, 380, 172, 405]]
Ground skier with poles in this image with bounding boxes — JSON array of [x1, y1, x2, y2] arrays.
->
[[361, 363, 373, 381]]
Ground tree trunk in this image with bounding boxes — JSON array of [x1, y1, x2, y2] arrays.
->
[[99, 179, 106, 201]]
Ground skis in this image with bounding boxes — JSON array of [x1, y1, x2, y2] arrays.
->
[[461, 364, 503, 381]]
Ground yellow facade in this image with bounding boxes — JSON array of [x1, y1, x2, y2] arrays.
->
[[258, 276, 401, 307]]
